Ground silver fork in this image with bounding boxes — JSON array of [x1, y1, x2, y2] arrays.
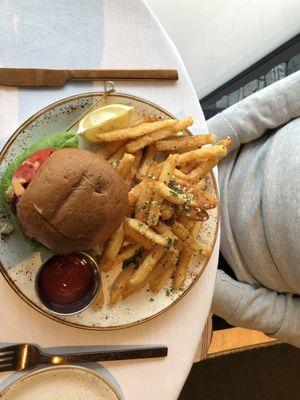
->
[[0, 344, 168, 372]]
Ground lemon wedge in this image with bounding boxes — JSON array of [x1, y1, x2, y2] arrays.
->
[[78, 104, 134, 142]]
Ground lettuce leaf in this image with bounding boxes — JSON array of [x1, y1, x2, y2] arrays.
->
[[0, 131, 79, 252]]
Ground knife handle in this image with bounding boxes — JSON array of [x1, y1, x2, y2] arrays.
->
[[69, 69, 178, 81]]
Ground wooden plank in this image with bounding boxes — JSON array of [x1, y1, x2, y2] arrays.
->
[[208, 327, 277, 357]]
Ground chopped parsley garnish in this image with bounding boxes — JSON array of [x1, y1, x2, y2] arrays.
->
[[167, 237, 174, 250], [148, 215, 155, 224], [168, 179, 183, 195], [170, 189, 179, 198], [183, 193, 192, 203]]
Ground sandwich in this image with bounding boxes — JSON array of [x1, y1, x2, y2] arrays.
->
[[0, 132, 128, 253]]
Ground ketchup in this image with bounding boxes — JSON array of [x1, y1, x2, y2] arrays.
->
[[38, 253, 94, 306]]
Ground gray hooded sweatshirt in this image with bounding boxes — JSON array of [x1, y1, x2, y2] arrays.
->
[[207, 71, 300, 347]]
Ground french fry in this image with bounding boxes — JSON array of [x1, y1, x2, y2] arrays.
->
[[176, 214, 194, 229], [190, 233, 208, 255], [191, 221, 203, 237], [155, 221, 179, 244], [171, 221, 189, 241], [170, 177, 206, 193], [187, 158, 218, 181], [197, 177, 207, 191], [172, 130, 189, 138], [173, 217, 208, 254], [171, 176, 190, 188], [173, 247, 194, 290], [99, 224, 125, 272], [128, 245, 165, 288], [156, 134, 216, 152], [100, 259, 114, 272], [171, 220, 200, 251], [176, 145, 227, 166], [179, 209, 209, 222], [161, 203, 174, 221], [124, 222, 154, 249], [102, 224, 124, 261], [97, 140, 125, 159], [122, 281, 146, 300], [92, 112, 227, 301], [148, 154, 178, 226], [114, 243, 142, 265], [156, 221, 184, 256], [148, 252, 177, 292], [108, 144, 127, 167], [128, 180, 145, 207], [191, 189, 218, 210], [126, 117, 193, 153], [155, 221, 183, 256], [153, 163, 189, 182], [189, 221, 209, 256], [134, 178, 154, 223], [189, 180, 208, 196], [190, 221, 207, 256], [216, 136, 232, 149], [148, 163, 164, 179], [173, 168, 190, 181], [136, 144, 156, 180], [120, 249, 149, 301], [117, 153, 136, 178], [135, 164, 160, 223], [110, 262, 136, 305], [96, 119, 178, 142], [153, 181, 196, 207], [173, 238, 184, 254], [125, 218, 168, 247], [180, 160, 199, 174], [125, 150, 142, 188]]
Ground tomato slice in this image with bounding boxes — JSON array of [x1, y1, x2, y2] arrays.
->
[[13, 147, 55, 185]]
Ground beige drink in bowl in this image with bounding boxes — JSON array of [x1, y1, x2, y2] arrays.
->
[[0, 365, 124, 399]]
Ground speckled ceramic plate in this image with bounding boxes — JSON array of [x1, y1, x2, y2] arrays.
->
[[0, 365, 123, 399], [0, 92, 219, 330]]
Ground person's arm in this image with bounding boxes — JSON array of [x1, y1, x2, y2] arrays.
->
[[212, 270, 300, 348], [207, 71, 300, 151]]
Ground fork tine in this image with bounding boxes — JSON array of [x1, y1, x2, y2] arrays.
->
[[0, 346, 17, 371], [0, 364, 16, 372], [0, 350, 14, 357], [0, 357, 14, 363], [0, 345, 18, 354], [0, 346, 17, 361]]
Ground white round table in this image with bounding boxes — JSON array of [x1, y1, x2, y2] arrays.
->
[[0, 1, 219, 398]]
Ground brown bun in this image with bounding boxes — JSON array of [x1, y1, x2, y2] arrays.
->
[[17, 148, 128, 253]]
